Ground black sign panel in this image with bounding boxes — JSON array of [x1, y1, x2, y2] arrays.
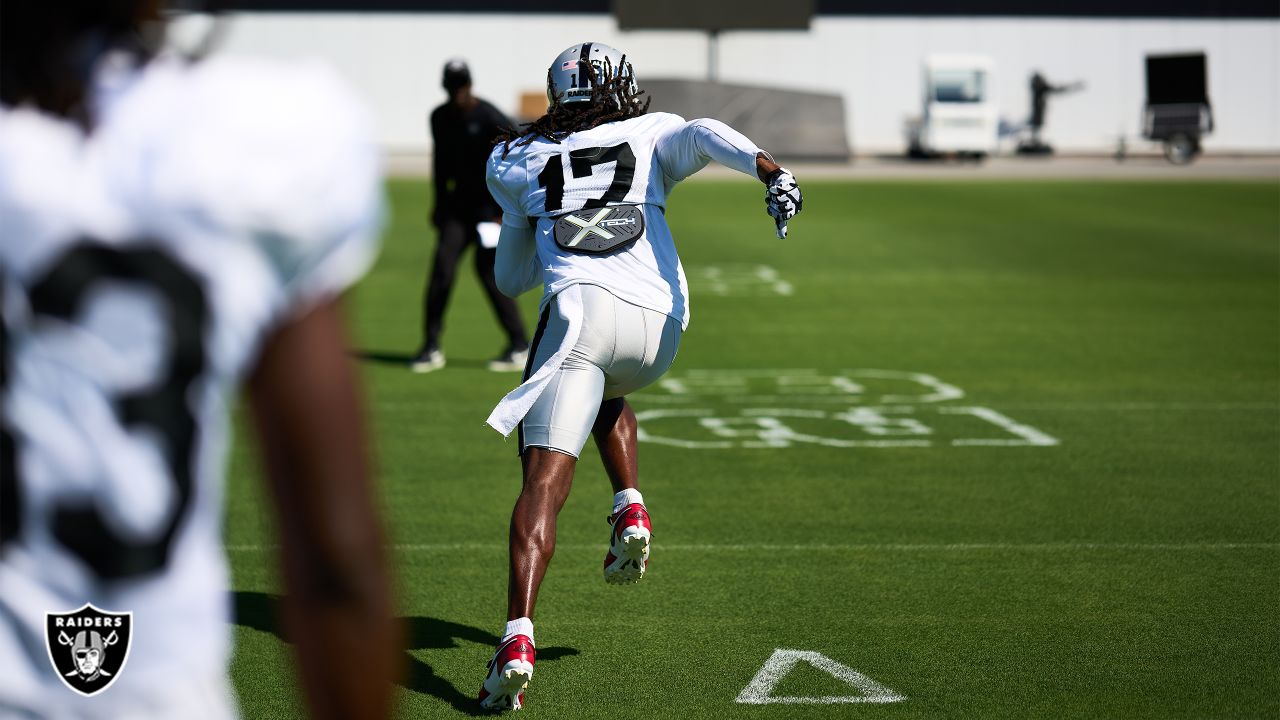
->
[[217, 0, 1277, 18], [1146, 53, 1209, 104], [615, 0, 814, 30]]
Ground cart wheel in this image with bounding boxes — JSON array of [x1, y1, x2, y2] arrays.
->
[[1164, 134, 1197, 165]]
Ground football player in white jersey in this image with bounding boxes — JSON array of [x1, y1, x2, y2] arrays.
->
[[0, 2, 400, 718], [477, 42, 803, 711]]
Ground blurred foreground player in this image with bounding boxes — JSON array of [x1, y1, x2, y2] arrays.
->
[[477, 42, 803, 711], [0, 2, 399, 718]]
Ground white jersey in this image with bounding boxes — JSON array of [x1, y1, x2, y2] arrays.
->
[[486, 112, 762, 329], [0, 52, 381, 715]]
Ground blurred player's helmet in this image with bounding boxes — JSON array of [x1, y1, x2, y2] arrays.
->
[[546, 42, 638, 107], [442, 58, 471, 93]]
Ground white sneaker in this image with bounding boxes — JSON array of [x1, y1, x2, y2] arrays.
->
[[487, 348, 528, 373], [410, 348, 445, 373]]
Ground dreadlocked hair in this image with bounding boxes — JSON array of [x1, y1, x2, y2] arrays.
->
[[497, 55, 651, 157]]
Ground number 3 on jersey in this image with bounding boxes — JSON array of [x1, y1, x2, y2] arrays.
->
[[537, 143, 637, 213], [0, 243, 208, 580]]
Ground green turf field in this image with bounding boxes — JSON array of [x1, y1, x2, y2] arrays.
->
[[225, 178, 1279, 719]]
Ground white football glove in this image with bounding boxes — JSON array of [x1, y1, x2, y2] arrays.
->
[[764, 167, 802, 239]]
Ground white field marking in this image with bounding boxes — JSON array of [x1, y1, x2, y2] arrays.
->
[[778, 374, 864, 394], [648, 368, 963, 405], [643, 393, 897, 406], [736, 649, 905, 705], [700, 414, 799, 448], [657, 369, 862, 401], [755, 265, 794, 296], [637, 396, 1280, 410], [635, 406, 1057, 449], [636, 408, 933, 449], [842, 369, 965, 404], [682, 368, 820, 376], [942, 406, 1060, 446], [647, 369, 1277, 412], [825, 407, 934, 437], [657, 374, 749, 397], [637, 394, 859, 405], [743, 407, 933, 447], [224, 542, 1280, 553], [699, 265, 729, 297], [635, 408, 732, 449], [696, 264, 792, 297], [989, 401, 1280, 412]]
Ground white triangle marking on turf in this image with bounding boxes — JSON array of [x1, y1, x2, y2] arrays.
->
[[735, 649, 906, 705]]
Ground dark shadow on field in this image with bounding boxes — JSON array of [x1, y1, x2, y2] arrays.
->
[[352, 348, 490, 370], [871, 152, 986, 165], [231, 591, 579, 716], [351, 349, 415, 365]]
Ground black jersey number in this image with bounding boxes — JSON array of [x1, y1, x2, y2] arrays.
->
[[0, 243, 209, 580], [537, 142, 638, 213]]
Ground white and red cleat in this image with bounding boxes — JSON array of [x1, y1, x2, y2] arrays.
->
[[603, 503, 651, 585], [478, 635, 536, 712]]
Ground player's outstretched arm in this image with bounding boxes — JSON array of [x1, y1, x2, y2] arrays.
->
[[655, 118, 803, 238], [247, 297, 401, 720]]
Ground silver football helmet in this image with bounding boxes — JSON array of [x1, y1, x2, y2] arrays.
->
[[546, 42, 638, 107]]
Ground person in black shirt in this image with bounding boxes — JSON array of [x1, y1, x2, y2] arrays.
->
[[1018, 71, 1083, 154], [412, 59, 529, 373]]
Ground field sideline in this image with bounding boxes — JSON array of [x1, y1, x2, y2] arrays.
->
[[225, 178, 1279, 719]]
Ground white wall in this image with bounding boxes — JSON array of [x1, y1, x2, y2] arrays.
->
[[194, 12, 1280, 154]]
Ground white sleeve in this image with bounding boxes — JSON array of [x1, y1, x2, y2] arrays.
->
[[494, 223, 541, 298], [486, 148, 530, 228], [654, 118, 763, 184]]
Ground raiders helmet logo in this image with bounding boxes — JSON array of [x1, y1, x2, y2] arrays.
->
[[45, 604, 133, 696]]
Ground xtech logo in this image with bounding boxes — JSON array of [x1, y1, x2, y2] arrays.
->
[[45, 604, 133, 696]]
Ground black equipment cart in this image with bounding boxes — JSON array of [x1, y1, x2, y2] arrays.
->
[[1143, 53, 1213, 164]]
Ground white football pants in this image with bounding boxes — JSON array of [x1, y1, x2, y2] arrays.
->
[[519, 283, 681, 457]]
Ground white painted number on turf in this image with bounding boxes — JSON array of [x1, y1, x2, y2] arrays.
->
[[736, 649, 905, 705], [635, 369, 1059, 449], [634, 406, 1059, 449], [650, 369, 963, 405]]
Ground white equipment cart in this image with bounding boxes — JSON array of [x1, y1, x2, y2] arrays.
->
[[906, 54, 999, 160]]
